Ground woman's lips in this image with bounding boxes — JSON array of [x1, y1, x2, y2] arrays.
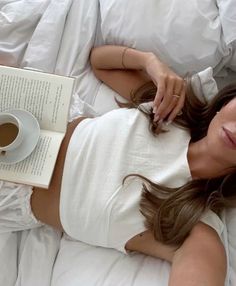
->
[[222, 126, 236, 150]]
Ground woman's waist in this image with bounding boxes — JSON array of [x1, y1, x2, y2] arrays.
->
[[48, 116, 88, 192]]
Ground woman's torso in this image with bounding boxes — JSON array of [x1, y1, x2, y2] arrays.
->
[[59, 107, 192, 253]]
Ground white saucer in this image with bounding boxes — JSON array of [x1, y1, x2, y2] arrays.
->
[[0, 109, 40, 164]]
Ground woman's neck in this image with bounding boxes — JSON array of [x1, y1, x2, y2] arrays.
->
[[187, 139, 228, 180]]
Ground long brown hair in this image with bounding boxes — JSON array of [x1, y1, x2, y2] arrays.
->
[[120, 81, 236, 247]]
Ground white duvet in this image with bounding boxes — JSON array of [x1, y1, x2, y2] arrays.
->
[[0, 1, 236, 285]]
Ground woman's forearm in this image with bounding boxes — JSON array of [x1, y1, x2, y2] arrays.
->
[[90, 45, 158, 71], [90, 45, 185, 122], [169, 223, 226, 286]]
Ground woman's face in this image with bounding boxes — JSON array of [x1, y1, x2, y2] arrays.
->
[[207, 97, 236, 168]]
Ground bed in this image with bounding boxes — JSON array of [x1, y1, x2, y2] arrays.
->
[[0, 0, 236, 285]]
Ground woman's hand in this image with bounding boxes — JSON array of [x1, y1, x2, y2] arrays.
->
[[90, 45, 186, 121], [145, 53, 186, 123]]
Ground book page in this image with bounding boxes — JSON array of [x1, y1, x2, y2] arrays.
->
[[0, 65, 74, 133], [0, 130, 64, 188]]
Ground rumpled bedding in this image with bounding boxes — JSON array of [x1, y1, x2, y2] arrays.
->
[[0, 1, 236, 285]]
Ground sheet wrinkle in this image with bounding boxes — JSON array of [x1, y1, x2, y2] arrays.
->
[[22, 0, 73, 73], [0, 1, 49, 24]]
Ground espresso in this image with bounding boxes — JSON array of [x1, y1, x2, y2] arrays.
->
[[0, 123, 19, 147]]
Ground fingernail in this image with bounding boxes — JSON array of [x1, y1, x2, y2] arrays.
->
[[153, 107, 157, 114], [165, 120, 172, 126], [154, 114, 159, 122]]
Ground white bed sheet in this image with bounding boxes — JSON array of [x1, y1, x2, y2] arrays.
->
[[51, 235, 170, 286], [0, 1, 236, 286]]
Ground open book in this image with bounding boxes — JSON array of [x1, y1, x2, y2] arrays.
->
[[0, 65, 75, 188]]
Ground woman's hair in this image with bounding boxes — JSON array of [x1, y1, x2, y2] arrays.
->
[[120, 80, 236, 247]]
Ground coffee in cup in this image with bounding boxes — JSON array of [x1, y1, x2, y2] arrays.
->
[[0, 122, 19, 147], [0, 112, 24, 153]]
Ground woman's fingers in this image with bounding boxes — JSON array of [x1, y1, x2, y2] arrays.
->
[[153, 75, 166, 114], [153, 76, 184, 122], [159, 95, 179, 121], [167, 86, 186, 122], [146, 56, 186, 122], [174, 77, 184, 97], [154, 78, 174, 119]]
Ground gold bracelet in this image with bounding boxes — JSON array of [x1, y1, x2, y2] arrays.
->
[[121, 47, 129, 69]]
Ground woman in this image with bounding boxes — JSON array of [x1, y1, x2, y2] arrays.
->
[[2, 46, 236, 286]]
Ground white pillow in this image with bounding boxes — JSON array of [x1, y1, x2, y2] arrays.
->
[[226, 41, 236, 72], [216, 0, 236, 72], [217, 0, 236, 45], [224, 208, 236, 285], [99, 0, 229, 76]]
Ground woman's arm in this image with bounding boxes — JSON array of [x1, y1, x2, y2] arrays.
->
[[169, 222, 226, 286], [90, 46, 151, 101], [90, 45, 151, 70], [90, 45, 185, 122], [126, 222, 226, 286]]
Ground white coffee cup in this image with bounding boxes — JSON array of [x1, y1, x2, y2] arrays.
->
[[0, 112, 24, 152]]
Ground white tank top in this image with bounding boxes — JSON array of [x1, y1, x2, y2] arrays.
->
[[60, 107, 223, 253]]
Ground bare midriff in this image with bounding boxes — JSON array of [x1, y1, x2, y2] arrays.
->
[[31, 117, 88, 230], [48, 117, 88, 193]]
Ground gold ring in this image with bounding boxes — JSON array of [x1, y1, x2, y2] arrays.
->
[[172, 94, 180, 99]]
